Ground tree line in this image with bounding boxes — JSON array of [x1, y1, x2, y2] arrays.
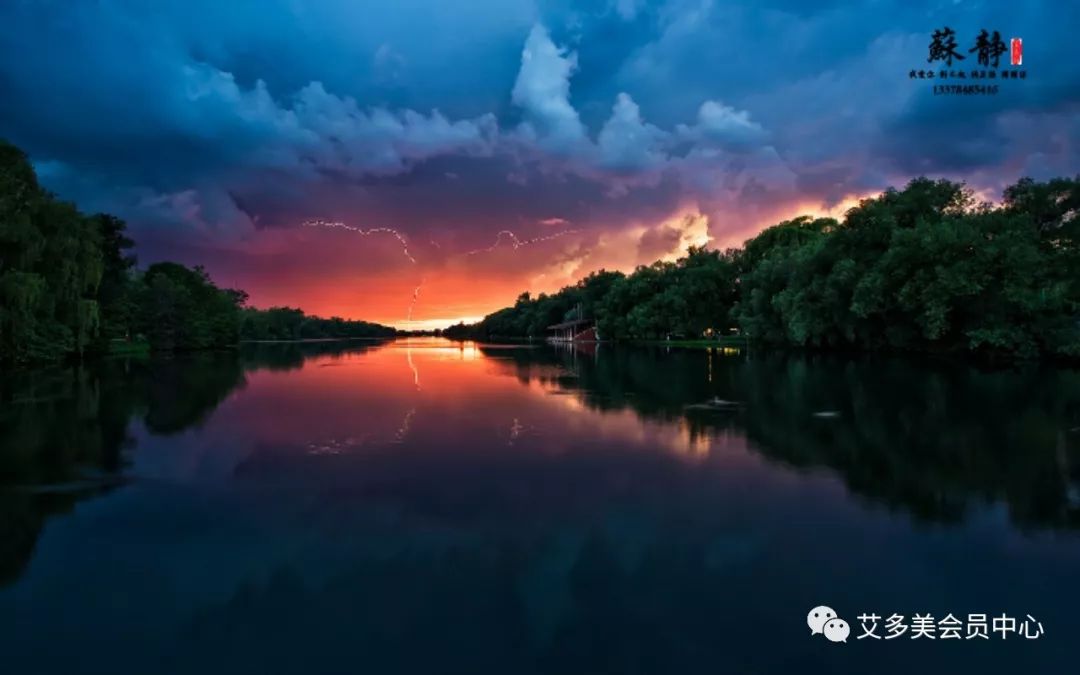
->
[[446, 176, 1080, 359], [0, 140, 393, 365], [239, 306, 394, 342]]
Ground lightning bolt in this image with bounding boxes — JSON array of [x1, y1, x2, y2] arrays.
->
[[302, 219, 417, 264], [303, 218, 423, 324], [301, 219, 580, 326], [407, 278, 424, 323], [462, 229, 580, 257]]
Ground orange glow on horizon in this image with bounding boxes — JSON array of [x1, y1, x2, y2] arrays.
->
[[223, 195, 894, 330]]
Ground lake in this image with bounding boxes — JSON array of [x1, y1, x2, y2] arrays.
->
[[1, 337, 1078, 674]]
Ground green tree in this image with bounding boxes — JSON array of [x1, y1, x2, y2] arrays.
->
[[0, 141, 103, 363], [133, 263, 245, 352], [91, 213, 137, 343]]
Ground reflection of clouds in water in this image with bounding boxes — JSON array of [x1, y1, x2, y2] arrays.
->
[[142, 339, 1080, 532], [13, 341, 1080, 675]]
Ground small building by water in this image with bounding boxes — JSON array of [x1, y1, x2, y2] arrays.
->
[[547, 317, 598, 342]]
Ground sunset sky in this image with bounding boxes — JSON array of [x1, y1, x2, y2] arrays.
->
[[2, 0, 1077, 329]]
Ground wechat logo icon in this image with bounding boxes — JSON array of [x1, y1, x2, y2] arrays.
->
[[808, 605, 850, 643]]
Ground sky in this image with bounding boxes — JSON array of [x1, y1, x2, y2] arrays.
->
[[2, 0, 1078, 329]]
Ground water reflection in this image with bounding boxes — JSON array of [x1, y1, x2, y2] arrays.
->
[[4, 340, 1080, 581], [0, 342, 384, 584], [1, 339, 1079, 673], [484, 345, 1080, 530]]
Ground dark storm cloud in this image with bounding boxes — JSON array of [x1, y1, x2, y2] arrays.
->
[[873, 2, 1080, 181], [0, 0, 1077, 263]]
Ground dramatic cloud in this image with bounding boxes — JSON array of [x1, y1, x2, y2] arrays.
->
[[676, 101, 769, 152], [1, 0, 1076, 327], [506, 23, 777, 197], [512, 24, 589, 153]]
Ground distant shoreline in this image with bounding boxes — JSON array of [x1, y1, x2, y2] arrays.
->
[[239, 337, 391, 344]]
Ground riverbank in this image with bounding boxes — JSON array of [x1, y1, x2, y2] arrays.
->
[[635, 336, 749, 349]]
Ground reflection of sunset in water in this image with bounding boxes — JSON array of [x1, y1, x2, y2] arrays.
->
[[184, 338, 752, 469], [6, 338, 1080, 675]]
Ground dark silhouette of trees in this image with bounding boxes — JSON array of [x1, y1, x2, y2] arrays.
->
[[459, 176, 1080, 359], [0, 140, 395, 365], [1, 142, 103, 362], [92, 213, 137, 343], [734, 177, 1080, 357], [238, 306, 395, 341]]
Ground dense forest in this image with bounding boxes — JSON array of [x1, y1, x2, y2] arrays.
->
[[0, 140, 393, 365], [446, 176, 1080, 359]]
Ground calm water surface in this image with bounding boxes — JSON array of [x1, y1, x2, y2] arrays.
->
[[2, 338, 1079, 674]]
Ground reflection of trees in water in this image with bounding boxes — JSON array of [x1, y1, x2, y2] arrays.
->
[[2, 341, 1077, 670], [734, 357, 1080, 531], [486, 345, 1080, 531], [238, 338, 389, 372], [167, 527, 769, 675], [0, 357, 244, 585], [483, 345, 719, 423], [3, 338, 1078, 590], [0, 340, 388, 586], [0, 488, 115, 587]]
